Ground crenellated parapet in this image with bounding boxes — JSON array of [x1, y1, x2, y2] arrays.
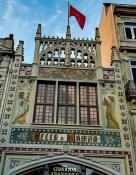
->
[[39, 36, 96, 68], [33, 24, 102, 68]]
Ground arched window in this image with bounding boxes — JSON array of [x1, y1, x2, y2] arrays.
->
[[77, 50, 82, 59], [40, 58, 45, 65], [71, 48, 75, 58], [83, 53, 88, 60], [60, 48, 65, 58], [47, 51, 52, 58], [54, 49, 59, 57]]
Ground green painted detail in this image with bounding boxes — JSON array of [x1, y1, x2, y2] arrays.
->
[[10, 128, 121, 147]]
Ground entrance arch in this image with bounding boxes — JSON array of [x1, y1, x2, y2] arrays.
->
[[7, 154, 118, 175]]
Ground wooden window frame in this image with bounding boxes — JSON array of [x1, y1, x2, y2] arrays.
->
[[33, 81, 55, 124], [79, 83, 99, 125], [33, 81, 99, 126], [57, 82, 76, 124]]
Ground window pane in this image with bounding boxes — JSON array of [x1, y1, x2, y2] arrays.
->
[[67, 106, 76, 124], [132, 68, 136, 80], [59, 85, 67, 104], [45, 84, 54, 104], [58, 83, 76, 124], [89, 86, 96, 106], [34, 82, 55, 124], [58, 106, 66, 124], [124, 22, 136, 26], [130, 61, 136, 65], [68, 85, 75, 104], [125, 27, 132, 39], [36, 84, 45, 103], [44, 105, 53, 123], [34, 105, 44, 123], [89, 107, 98, 125], [80, 107, 88, 125], [80, 84, 98, 126], [134, 28, 136, 39], [80, 86, 87, 105]]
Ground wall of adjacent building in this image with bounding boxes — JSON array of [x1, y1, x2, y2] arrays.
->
[[99, 4, 117, 67]]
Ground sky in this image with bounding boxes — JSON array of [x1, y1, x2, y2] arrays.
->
[[0, 0, 136, 63]]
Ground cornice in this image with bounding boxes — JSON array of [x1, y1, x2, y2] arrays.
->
[[114, 5, 136, 16]]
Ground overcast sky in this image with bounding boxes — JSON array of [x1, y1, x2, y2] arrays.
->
[[0, 0, 136, 63]]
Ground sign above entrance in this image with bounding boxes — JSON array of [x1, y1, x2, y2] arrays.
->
[[49, 163, 81, 175], [10, 128, 121, 147]]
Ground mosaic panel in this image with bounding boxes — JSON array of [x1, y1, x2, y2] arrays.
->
[[10, 128, 121, 147]]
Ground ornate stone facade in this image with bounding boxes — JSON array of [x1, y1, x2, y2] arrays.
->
[[0, 5, 136, 174]]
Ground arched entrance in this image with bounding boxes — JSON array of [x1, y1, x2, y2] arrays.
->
[[7, 154, 118, 175]]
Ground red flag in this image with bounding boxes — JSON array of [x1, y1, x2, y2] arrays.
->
[[69, 4, 86, 30]]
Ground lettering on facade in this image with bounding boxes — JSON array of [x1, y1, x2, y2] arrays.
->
[[31, 132, 100, 143], [10, 128, 121, 147], [50, 165, 80, 175]]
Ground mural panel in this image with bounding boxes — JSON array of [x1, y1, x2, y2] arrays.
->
[[10, 128, 121, 147]]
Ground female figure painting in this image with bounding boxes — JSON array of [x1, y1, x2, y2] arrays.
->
[[13, 92, 29, 124], [104, 96, 119, 129]]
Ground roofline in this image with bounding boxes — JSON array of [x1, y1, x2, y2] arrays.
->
[[103, 3, 136, 16]]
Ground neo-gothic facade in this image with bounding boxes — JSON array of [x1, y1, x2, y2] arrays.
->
[[0, 3, 136, 175]]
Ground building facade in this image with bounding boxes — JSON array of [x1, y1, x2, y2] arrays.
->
[[99, 3, 136, 172], [0, 5, 136, 174]]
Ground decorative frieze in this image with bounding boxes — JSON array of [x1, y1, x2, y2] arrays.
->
[[10, 128, 121, 147], [39, 68, 96, 80]]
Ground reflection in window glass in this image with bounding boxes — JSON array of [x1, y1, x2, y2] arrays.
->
[[124, 22, 136, 40], [130, 61, 136, 80], [134, 28, 136, 39], [125, 27, 132, 39], [132, 68, 136, 80]]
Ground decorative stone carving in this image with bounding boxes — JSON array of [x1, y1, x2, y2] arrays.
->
[[20, 64, 32, 76], [103, 69, 115, 80], [61, 145, 71, 153], [18, 77, 36, 90], [10, 159, 29, 169], [39, 68, 96, 80], [100, 82, 115, 94]]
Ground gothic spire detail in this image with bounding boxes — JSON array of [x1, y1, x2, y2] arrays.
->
[[111, 46, 120, 61], [36, 24, 41, 38], [15, 41, 24, 60], [66, 25, 71, 40]]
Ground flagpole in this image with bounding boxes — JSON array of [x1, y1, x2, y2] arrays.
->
[[68, 1, 70, 26]]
